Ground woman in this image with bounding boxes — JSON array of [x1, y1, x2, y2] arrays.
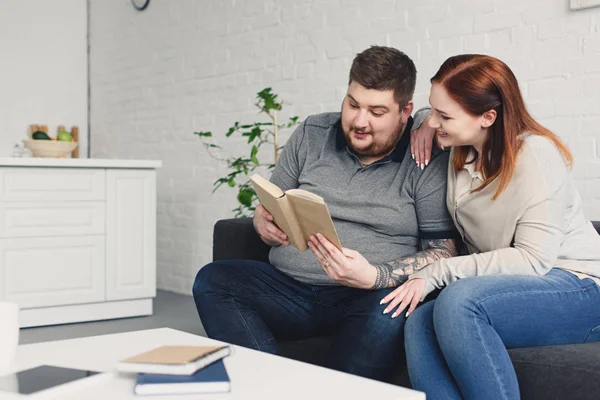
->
[[380, 54, 600, 399]]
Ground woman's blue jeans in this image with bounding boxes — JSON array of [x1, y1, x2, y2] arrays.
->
[[405, 268, 600, 400]]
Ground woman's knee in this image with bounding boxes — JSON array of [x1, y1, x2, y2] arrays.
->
[[432, 277, 493, 333], [405, 301, 435, 342], [437, 277, 486, 309]]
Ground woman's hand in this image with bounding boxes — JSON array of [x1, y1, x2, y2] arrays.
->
[[380, 278, 426, 318], [308, 233, 377, 289], [410, 116, 438, 169]]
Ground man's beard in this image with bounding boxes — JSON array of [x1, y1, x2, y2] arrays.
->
[[342, 111, 405, 160]]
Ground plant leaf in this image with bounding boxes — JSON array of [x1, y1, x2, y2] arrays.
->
[[226, 123, 239, 137], [250, 145, 259, 165], [247, 126, 262, 143], [237, 188, 254, 207]]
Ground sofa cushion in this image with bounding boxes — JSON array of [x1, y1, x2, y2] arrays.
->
[[509, 342, 600, 400]]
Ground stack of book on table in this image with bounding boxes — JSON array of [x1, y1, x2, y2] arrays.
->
[[116, 345, 233, 396]]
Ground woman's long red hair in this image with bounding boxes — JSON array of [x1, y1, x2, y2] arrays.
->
[[431, 54, 572, 199]]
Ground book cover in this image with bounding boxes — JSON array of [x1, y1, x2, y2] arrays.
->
[[250, 174, 342, 252], [117, 345, 232, 375], [134, 359, 230, 396]]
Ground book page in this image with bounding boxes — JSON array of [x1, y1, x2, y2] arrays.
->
[[285, 189, 325, 203], [249, 174, 284, 198], [286, 193, 342, 251], [250, 175, 306, 251]]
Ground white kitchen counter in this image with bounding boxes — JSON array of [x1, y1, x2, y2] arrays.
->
[[0, 157, 162, 169]]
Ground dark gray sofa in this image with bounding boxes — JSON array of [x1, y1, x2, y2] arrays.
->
[[212, 218, 600, 400]]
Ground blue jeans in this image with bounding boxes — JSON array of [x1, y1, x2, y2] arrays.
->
[[193, 260, 406, 382], [405, 268, 600, 400]]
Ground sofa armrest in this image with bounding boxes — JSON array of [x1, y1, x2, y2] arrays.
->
[[212, 218, 271, 262]]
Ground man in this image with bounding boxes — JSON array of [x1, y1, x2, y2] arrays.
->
[[193, 46, 459, 383]]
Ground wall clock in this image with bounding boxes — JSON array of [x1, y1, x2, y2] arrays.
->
[[132, 0, 150, 11]]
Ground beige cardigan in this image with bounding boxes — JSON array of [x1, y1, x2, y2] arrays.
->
[[410, 133, 600, 298]]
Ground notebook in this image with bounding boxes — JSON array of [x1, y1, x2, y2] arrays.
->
[[117, 345, 233, 375], [134, 359, 230, 396]]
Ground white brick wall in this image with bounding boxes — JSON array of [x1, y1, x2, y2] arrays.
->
[[90, 0, 600, 295]]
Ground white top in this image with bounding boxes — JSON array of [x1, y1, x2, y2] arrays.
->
[[0, 158, 162, 169], [411, 134, 600, 298], [8, 328, 424, 400], [456, 151, 600, 287]]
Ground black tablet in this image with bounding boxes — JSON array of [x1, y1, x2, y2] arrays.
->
[[0, 365, 100, 395]]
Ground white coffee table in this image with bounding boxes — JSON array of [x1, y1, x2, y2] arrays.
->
[[1, 328, 424, 399]]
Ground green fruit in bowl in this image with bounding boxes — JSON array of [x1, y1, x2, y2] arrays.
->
[[57, 131, 73, 142], [32, 131, 51, 140]]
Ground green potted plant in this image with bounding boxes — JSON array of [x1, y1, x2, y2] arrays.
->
[[194, 88, 300, 217]]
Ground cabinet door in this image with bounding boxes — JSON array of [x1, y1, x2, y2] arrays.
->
[[0, 202, 105, 238], [106, 170, 156, 300], [0, 236, 105, 308], [0, 168, 105, 202]]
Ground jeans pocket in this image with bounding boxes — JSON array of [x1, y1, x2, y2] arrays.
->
[[585, 325, 600, 343]]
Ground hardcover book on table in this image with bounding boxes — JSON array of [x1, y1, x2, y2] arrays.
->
[[134, 359, 231, 396], [117, 345, 232, 375]]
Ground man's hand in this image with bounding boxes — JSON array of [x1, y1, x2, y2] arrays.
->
[[253, 204, 289, 247], [410, 115, 438, 169], [308, 233, 377, 289], [380, 278, 426, 318]]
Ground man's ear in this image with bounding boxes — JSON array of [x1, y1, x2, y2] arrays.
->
[[481, 109, 497, 128], [401, 100, 414, 124]]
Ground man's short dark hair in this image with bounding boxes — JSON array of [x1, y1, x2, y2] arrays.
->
[[349, 46, 417, 108]]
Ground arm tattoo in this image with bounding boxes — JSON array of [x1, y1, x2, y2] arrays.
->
[[371, 238, 459, 290]]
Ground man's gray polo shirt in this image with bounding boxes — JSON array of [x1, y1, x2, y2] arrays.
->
[[269, 112, 457, 286]]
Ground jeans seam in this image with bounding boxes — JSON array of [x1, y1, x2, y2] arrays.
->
[[230, 296, 261, 351], [472, 306, 512, 400], [584, 324, 600, 343]]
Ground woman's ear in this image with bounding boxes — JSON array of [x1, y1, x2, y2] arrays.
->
[[481, 109, 497, 128]]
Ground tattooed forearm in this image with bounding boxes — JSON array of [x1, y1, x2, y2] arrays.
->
[[371, 238, 458, 289]]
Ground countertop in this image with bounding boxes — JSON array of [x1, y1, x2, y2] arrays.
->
[[0, 158, 162, 169]]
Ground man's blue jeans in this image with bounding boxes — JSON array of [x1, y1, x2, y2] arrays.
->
[[193, 260, 406, 382], [405, 268, 600, 400]]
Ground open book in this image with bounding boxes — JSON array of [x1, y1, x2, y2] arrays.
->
[[250, 174, 342, 252]]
